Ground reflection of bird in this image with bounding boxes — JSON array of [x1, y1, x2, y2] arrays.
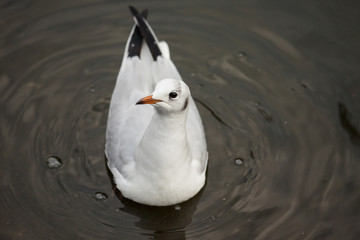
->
[[105, 6, 208, 206], [119, 186, 204, 232]]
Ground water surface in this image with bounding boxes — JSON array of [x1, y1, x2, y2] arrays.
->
[[1, 0, 360, 239]]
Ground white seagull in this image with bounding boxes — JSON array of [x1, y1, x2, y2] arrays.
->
[[105, 6, 208, 206]]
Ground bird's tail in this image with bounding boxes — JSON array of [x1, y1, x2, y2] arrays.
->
[[129, 6, 162, 61]]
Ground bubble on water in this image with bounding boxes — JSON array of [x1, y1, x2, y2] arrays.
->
[[174, 205, 181, 211], [234, 158, 243, 165], [90, 87, 95, 93], [94, 192, 107, 201], [46, 156, 62, 169]]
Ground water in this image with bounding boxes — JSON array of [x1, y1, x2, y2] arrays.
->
[[1, 0, 360, 239]]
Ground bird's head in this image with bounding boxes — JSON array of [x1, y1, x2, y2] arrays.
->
[[136, 78, 190, 114]]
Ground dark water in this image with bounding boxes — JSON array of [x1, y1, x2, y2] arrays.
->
[[1, 0, 360, 239]]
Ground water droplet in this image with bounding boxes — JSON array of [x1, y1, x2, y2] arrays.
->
[[46, 156, 62, 169], [222, 197, 226, 201], [237, 51, 247, 59], [174, 205, 181, 211], [234, 158, 243, 165], [94, 192, 107, 201]]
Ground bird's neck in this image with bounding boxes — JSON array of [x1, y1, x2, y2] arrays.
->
[[135, 110, 191, 174]]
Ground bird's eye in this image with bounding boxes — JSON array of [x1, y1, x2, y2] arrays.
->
[[169, 92, 178, 99]]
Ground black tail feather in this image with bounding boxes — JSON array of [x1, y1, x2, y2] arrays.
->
[[127, 8, 148, 58], [129, 6, 162, 61]]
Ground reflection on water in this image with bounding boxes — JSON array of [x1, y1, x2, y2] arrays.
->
[[1, 0, 360, 239]]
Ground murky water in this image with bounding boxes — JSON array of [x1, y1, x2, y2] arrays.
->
[[1, 0, 360, 239]]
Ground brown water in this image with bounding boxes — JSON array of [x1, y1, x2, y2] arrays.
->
[[1, 0, 360, 239]]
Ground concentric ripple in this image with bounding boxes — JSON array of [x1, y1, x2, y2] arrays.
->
[[1, 0, 360, 239]]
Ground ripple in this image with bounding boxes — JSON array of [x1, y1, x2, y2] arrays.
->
[[92, 101, 109, 112], [338, 102, 360, 146]]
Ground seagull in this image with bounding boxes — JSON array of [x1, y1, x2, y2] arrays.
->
[[105, 6, 208, 206]]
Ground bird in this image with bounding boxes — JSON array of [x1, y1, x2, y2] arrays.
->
[[105, 6, 208, 206]]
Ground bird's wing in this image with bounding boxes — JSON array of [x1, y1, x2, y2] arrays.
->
[[186, 98, 208, 173], [106, 10, 156, 174]]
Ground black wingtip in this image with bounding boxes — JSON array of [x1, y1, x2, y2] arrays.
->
[[128, 7, 162, 60], [129, 6, 138, 16], [127, 8, 149, 58], [129, 6, 148, 20]]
